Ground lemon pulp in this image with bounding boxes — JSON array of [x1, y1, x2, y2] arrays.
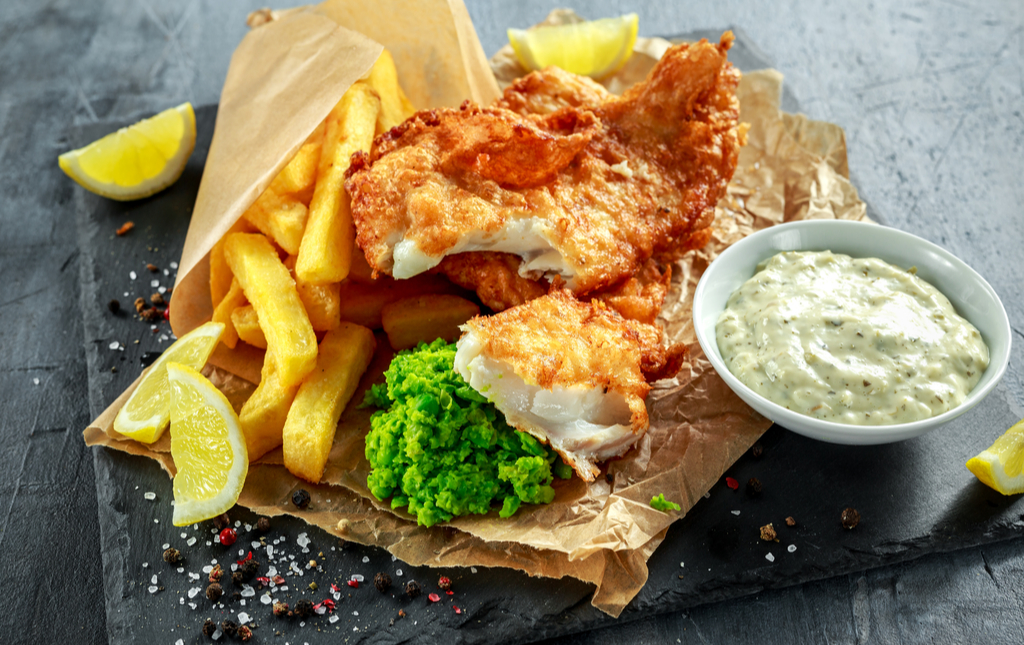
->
[[112, 321, 224, 444], [508, 14, 639, 78], [167, 362, 248, 526], [58, 102, 196, 201], [966, 417, 1024, 495]]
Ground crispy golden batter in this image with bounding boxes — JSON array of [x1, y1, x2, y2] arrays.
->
[[346, 34, 743, 295], [592, 260, 672, 325], [434, 252, 547, 312], [457, 289, 686, 480]]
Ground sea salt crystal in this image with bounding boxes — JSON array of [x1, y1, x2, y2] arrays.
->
[[241, 585, 255, 598], [235, 521, 241, 528], [148, 585, 158, 594], [267, 545, 274, 558], [189, 573, 199, 581], [163, 269, 169, 276], [353, 627, 359, 632], [703, 492, 711, 499], [266, 567, 278, 577], [205, 541, 212, 546], [788, 544, 797, 553], [158, 286, 166, 294], [179, 597, 184, 605], [162, 543, 170, 550], [214, 535, 221, 544], [211, 559, 218, 564], [238, 612, 250, 625], [202, 565, 213, 574], [396, 569, 403, 577], [765, 552, 775, 563], [154, 519, 159, 524], [250, 541, 261, 550], [142, 562, 149, 568], [315, 607, 326, 616], [231, 563, 238, 572], [280, 586, 288, 591], [176, 639, 184, 645], [109, 341, 119, 350], [244, 523, 252, 532], [180, 532, 187, 539], [130, 271, 137, 280], [332, 591, 341, 601], [329, 615, 339, 624], [144, 492, 156, 501], [177, 567, 184, 573], [170, 261, 178, 269], [731, 510, 741, 516], [211, 629, 222, 640], [188, 587, 202, 599], [187, 537, 197, 547], [471, 567, 478, 574], [151, 574, 158, 584], [362, 556, 369, 563], [290, 562, 302, 575], [32, 378, 39, 385], [188, 602, 196, 610], [352, 611, 359, 617], [150, 279, 159, 288], [350, 574, 364, 582], [279, 536, 287, 542], [680, 562, 685, 568], [296, 533, 310, 548], [260, 595, 272, 605]]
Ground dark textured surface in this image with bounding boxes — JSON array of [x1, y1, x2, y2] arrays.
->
[[2, 1, 1023, 644]]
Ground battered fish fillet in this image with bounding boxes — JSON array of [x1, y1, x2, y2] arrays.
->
[[454, 289, 686, 481], [346, 33, 744, 296]]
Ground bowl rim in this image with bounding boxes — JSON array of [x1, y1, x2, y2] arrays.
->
[[692, 219, 1012, 444]]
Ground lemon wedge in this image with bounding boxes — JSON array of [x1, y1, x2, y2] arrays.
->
[[966, 417, 1024, 495], [167, 362, 248, 526], [58, 102, 196, 201], [113, 322, 224, 444], [508, 14, 639, 78]]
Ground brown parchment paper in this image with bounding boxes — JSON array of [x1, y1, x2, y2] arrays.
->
[[84, 7, 869, 617]]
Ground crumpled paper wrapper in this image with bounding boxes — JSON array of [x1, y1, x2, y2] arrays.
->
[[83, 6, 868, 617]]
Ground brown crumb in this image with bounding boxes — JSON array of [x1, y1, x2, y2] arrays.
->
[[146, 263, 159, 272], [134, 297, 148, 313], [785, 516, 797, 527], [841, 507, 861, 529], [398, 609, 406, 618], [257, 517, 270, 532], [209, 564, 223, 583], [151, 292, 165, 307], [759, 523, 777, 542], [116, 221, 134, 236], [140, 307, 162, 322]]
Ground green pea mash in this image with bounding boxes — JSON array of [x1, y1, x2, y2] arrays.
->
[[363, 339, 571, 527]]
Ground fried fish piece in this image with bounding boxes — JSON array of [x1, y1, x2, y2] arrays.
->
[[454, 289, 686, 481], [347, 34, 743, 296]]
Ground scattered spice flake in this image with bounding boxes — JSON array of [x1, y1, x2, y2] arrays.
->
[[428, 593, 441, 603], [116, 221, 134, 236], [445, 590, 453, 596], [785, 516, 797, 527], [725, 477, 739, 490], [146, 263, 159, 272], [255, 576, 270, 586], [841, 507, 861, 529], [347, 579, 359, 588], [454, 606, 462, 614], [236, 551, 253, 566], [331, 583, 341, 593], [313, 598, 336, 613], [759, 523, 777, 542]]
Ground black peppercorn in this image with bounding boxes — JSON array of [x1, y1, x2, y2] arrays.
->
[[841, 507, 861, 529], [292, 489, 311, 509], [293, 598, 314, 619], [241, 557, 260, 580], [213, 513, 230, 530], [751, 443, 764, 459], [257, 517, 270, 532], [206, 583, 223, 603], [108, 299, 121, 314], [202, 618, 216, 637], [231, 571, 245, 587], [220, 620, 238, 638], [162, 547, 182, 565], [404, 580, 422, 598], [374, 572, 392, 593], [746, 477, 763, 498]]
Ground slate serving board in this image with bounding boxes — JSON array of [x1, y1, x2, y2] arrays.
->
[[73, 31, 1024, 645]]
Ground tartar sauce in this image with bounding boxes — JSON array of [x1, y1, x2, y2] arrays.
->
[[715, 251, 989, 425]]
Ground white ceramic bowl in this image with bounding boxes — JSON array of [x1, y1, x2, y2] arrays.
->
[[692, 220, 1012, 445]]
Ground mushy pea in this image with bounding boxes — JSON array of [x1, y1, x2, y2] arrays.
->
[[363, 339, 572, 527], [715, 251, 989, 426]]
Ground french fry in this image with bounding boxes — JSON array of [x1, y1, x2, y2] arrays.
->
[[295, 83, 380, 285], [242, 189, 308, 256], [223, 232, 317, 388], [382, 295, 480, 350], [337, 273, 468, 329], [239, 357, 299, 461], [268, 138, 322, 205], [231, 305, 267, 349], [283, 256, 341, 332], [209, 218, 256, 308], [282, 323, 375, 482], [211, 278, 248, 349], [366, 49, 416, 133]]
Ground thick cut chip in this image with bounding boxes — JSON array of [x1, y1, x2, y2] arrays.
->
[[209, 218, 256, 308], [242, 189, 308, 256], [239, 357, 299, 461], [337, 272, 467, 329], [284, 255, 341, 332], [211, 278, 248, 349], [366, 49, 416, 133], [113, 322, 224, 443], [296, 83, 380, 284], [167, 362, 248, 526], [283, 324, 376, 483], [231, 305, 267, 349], [223, 232, 317, 388], [382, 294, 480, 350], [268, 127, 324, 205]]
